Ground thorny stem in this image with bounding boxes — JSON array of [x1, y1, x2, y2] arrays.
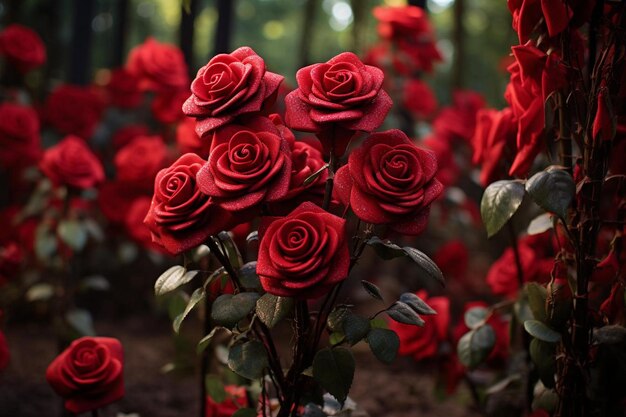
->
[[322, 152, 337, 211]]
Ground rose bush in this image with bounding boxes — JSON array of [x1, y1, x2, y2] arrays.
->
[[257, 202, 349, 299], [334, 129, 443, 235], [284, 52, 392, 156], [126, 37, 189, 92], [46, 337, 124, 414], [0, 24, 46, 73], [40, 135, 105, 189], [144, 153, 232, 255], [183, 47, 284, 136], [44, 85, 104, 139], [0, 103, 41, 170], [114, 135, 170, 192]]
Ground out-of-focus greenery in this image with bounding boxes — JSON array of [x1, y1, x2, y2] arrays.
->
[[1, 0, 514, 105]]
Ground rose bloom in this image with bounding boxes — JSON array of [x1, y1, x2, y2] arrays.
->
[[125, 197, 166, 253], [46, 337, 124, 414], [421, 134, 458, 188], [98, 181, 144, 225], [196, 116, 291, 215], [0, 24, 46, 73], [403, 79, 437, 119], [176, 117, 210, 158], [144, 153, 233, 255], [151, 89, 187, 124], [104, 68, 143, 108], [257, 202, 349, 299], [126, 37, 189, 92], [433, 240, 469, 280], [334, 129, 443, 235], [0, 103, 41, 170], [40, 135, 105, 189], [0, 329, 9, 371], [206, 385, 248, 417], [432, 90, 485, 146], [112, 124, 150, 151], [183, 47, 284, 137], [284, 52, 392, 156], [388, 291, 450, 361], [44, 85, 104, 139], [114, 135, 170, 192]]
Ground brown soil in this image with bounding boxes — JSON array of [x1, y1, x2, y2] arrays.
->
[[0, 316, 479, 417]]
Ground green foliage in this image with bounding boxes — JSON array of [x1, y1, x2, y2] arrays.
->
[[327, 307, 351, 333], [361, 280, 384, 301], [155, 266, 197, 296], [205, 374, 226, 402], [399, 292, 437, 316], [173, 287, 205, 333], [197, 327, 226, 354], [312, 347, 355, 405], [57, 219, 88, 251], [66, 308, 96, 336], [386, 302, 425, 326], [342, 313, 370, 345], [367, 328, 399, 364], [211, 292, 259, 328], [239, 261, 262, 291], [457, 324, 496, 368], [227, 340, 269, 380], [530, 339, 556, 388], [524, 320, 561, 343], [232, 409, 257, 417], [464, 306, 489, 329], [480, 180, 525, 238], [526, 283, 548, 323], [25, 283, 54, 302], [593, 325, 626, 345], [255, 293, 294, 328], [526, 167, 575, 219]]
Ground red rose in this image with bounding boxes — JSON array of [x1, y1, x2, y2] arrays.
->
[[257, 202, 349, 299], [388, 291, 450, 361], [206, 385, 248, 417], [183, 47, 284, 137], [432, 90, 485, 145], [196, 116, 291, 214], [126, 37, 189, 92], [0, 330, 8, 371], [0, 242, 23, 286], [334, 129, 443, 235], [144, 153, 233, 255], [403, 79, 437, 118], [104, 68, 143, 108], [373, 5, 433, 39], [114, 135, 170, 192], [40, 135, 105, 189], [176, 117, 210, 158], [422, 135, 458, 188], [433, 240, 469, 280], [151, 89, 187, 124], [44, 85, 104, 139], [508, 0, 586, 42], [0, 103, 41, 169], [98, 181, 143, 224], [284, 52, 392, 156], [46, 337, 124, 414], [0, 24, 46, 73], [125, 197, 165, 253]]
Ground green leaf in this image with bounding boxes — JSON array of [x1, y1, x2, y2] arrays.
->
[[211, 292, 259, 328], [228, 340, 268, 380], [361, 280, 384, 301], [35, 226, 57, 260], [155, 266, 195, 296], [255, 293, 293, 328], [386, 302, 425, 326], [216, 232, 243, 269], [327, 307, 350, 332], [58, 219, 88, 251], [205, 374, 226, 402], [526, 283, 548, 323], [464, 306, 489, 329], [366, 237, 406, 260], [232, 409, 257, 417], [401, 247, 445, 287], [526, 167, 575, 219], [312, 347, 355, 405], [400, 292, 437, 315], [167, 290, 189, 321], [342, 313, 371, 345], [66, 308, 96, 336], [527, 213, 553, 235], [593, 325, 626, 344], [197, 327, 225, 354], [367, 328, 399, 364], [480, 180, 526, 238], [457, 325, 496, 368], [524, 320, 561, 343], [26, 283, 54, 301], [239, 261, 262, 291], [530, 338, 556, 388], [81, 275, 110, 291], [173, 287, 205, 333]]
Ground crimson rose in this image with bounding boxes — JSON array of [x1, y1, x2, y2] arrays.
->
[[176, 117, 210, 158], [40, 136, 105, 189], [44, 85, 104, 139], [104, 68, 142, 108], [389, 291, 450, 361], [46, 337, 124, 414], [152, 90, 187, 124], [144, 153, 232, 255], [183, 47, 284, 136], [126, 37, 189, 92], [0, 103, 41, 170], [0, 24, 46, 73], [334, 129, 443, 235], [284, 52, 392, 156], [196, 116, 291, 215], [114, 135, 170, 192], [205, 385, 249, 417], [257, 202, 349, 299]]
